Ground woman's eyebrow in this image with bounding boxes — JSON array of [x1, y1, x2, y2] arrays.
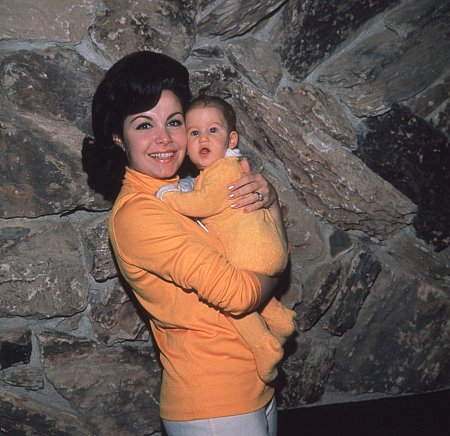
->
[[168, 111, 184, 118], [129, 111, 183, 124], [129, 114, 152, 124]]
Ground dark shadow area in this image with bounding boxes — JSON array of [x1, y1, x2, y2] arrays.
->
[[278, 389, 450, 436], [355, 104, 450, 252], [82, 135, 127, 202]]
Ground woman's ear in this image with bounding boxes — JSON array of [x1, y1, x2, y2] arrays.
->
[[229, 131, 239, 149], [112, 133, 125, 151]]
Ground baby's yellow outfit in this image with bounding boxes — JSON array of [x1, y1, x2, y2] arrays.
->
[[160, 154, 296, 382]]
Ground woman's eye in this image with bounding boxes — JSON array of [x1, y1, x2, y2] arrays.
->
[[136, 122, 152, 130], [168, 118, 184, 127]]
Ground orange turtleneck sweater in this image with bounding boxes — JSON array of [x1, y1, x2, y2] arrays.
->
[[108, 167, 274, 421]]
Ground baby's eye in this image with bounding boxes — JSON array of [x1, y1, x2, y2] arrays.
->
[[136, 122, 152, 130], [209, 127, 218, 133], [190, 130, 199, 136]]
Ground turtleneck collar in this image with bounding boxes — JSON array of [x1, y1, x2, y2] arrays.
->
[[123, 166, 180, 195]]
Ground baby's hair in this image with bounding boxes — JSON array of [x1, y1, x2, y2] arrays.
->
[[187, 95, 237, 132]]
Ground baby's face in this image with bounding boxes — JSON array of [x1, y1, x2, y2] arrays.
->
[[185, 106, 231, 170]]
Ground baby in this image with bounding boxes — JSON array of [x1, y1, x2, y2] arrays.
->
[[157, 95, 296, 383]]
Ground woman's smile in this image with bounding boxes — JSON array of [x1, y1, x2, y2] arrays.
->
[[150, 151, 177, 159]]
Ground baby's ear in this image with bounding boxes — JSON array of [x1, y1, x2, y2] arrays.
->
[[229, 131, 239, 149]]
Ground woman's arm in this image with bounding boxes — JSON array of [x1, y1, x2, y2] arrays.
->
[[110, 194, 264, 315]]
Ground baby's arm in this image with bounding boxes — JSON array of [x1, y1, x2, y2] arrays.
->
[[159, 181, 226, 217], [158, 165, 234, 218]]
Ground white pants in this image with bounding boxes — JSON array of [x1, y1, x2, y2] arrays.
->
[[162, 396, 277, 436]]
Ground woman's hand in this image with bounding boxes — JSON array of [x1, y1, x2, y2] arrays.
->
[[228, 158, 278, 213]]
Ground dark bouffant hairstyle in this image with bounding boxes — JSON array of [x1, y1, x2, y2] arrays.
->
[[82, 51, 191, 201], [187, 95, 237, 133]]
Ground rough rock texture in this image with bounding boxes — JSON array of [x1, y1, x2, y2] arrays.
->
[[1, 0, 449, 434], [277, 336, 336, 406], [225, 38, 283, 95], [405, 75, 450, 139], [270, 0, 398, 80], [297, 262, 342, 332], [39, 330, 161, 435], [323, 250, 382, 336], [81, 213, 118, 282], [313, 0, 450, 117], [329, 234, 450, 395], [89, 278, 150, 346], [231, 79, 416, 238], [0, 328, 32, 369], [196, 0, 287, 39], [0, 221, 89, 318], [0, 0, 97, 43], [0, 49, 107, 217], [89, 0, 196, 62], [356, 104, 450, 251], [0, 388, 94, 436]]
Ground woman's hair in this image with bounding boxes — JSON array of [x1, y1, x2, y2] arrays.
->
[[187, 95, 237, 132], [82, 51, 191, 201], [92, 51, 191, 146]]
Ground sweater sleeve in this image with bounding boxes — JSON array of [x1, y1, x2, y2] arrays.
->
[[109, 193, 261, 315], [162, 163, 233, 218]]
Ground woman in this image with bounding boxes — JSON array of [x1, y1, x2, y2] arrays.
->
[[88, 51, 286, 435]]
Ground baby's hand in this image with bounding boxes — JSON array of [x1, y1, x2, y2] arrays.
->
[[156, 184, 179, 199]]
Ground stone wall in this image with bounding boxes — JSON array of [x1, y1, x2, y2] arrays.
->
[[1, 0, 449, 434]]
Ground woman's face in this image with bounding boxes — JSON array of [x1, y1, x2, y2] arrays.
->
[[116, 90, 187, 179]]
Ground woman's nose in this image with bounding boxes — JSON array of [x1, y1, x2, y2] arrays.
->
[[156, 126, 171, 144]]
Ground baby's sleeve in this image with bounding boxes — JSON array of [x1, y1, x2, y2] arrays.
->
[[162, 166, 231, 218]]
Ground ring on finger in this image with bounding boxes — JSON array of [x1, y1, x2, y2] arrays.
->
[[255, 191, 264, 202]]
